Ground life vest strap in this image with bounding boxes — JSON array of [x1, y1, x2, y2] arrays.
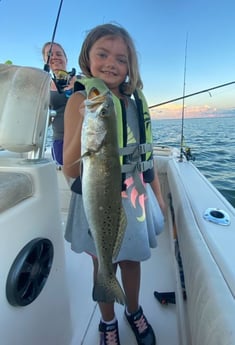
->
[[119, 143, 153, 157], [139, 143, 153, 155], [121, 159, 154, 195], [137, 159, 154, 172], [121, 159, 154, 174]]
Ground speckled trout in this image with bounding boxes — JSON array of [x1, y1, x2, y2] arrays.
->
[[81, 90, 127, 305]]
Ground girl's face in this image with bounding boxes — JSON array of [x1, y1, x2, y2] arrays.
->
[[44, 44, 67, 73], [88, 36, 129, 95]]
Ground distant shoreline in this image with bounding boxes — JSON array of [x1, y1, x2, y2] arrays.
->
[[152, 114, 235, 121]]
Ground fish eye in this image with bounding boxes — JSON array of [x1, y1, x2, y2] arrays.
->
[[100, 105, 110, 117], [100, 109, 107, 117]]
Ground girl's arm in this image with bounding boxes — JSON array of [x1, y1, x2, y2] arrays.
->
[[63, 91, 85, 178]]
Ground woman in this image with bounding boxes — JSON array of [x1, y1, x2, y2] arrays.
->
[[42, 42, 76, 166]]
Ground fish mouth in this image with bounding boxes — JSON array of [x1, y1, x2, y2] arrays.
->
[[85, 91, 112, 111]]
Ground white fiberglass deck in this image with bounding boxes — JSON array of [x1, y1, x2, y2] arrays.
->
[[65, 236, 179, 345]]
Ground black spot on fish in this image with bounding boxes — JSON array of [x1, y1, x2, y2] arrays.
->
[[88, 228, 93, 238]]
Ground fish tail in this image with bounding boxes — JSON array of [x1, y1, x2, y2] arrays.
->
[[92, 272, 126, 305]]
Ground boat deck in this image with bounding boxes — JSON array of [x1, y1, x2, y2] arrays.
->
[[65, 233, 179, 345]]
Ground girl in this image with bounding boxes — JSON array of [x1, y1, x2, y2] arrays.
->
[[63, 23, 165, 345]]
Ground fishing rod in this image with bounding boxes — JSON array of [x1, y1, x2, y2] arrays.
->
[[43, 0, 76, 93], [149, 80, 235, 108], [179, 34, 188, 161], [44, 0, 64, 73]]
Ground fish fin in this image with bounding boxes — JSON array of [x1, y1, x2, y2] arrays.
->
[[80, 151, 92, 159], [112, 206, 127, 260], [92, 272, 126, 305], [70, 157, 82, 167], [70, 152, 91, 167]]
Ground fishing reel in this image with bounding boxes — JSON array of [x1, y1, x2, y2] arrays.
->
[[52, 68, 76, 93], [179, 146, 195, 162], [184, 147, 195, 161]]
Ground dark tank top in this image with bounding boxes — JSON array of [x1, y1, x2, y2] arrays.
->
[[50, 91, 69, 140]]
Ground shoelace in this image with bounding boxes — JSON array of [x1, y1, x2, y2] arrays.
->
[[134, 314, 148, 334], [105, 329, 119, 345]]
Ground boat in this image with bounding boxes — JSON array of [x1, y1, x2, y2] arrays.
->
[[0, 64, 235, 345]]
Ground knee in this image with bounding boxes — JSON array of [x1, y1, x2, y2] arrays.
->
[[118, 260, 140, 271]]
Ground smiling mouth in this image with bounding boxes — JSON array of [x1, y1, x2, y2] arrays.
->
[[102, 70, 117, 76]]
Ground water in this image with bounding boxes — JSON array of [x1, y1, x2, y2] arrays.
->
[[152, 116, 235, 207]]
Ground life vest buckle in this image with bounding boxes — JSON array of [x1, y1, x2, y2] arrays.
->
[[138, 143, 153, 155], [136, 159, 154, 172]]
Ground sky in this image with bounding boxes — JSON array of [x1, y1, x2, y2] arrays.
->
[[1, 0, 235, 119]]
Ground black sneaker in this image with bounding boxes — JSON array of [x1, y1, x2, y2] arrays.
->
[[125, 306, 156, 345], [99, 319, 120, 345]]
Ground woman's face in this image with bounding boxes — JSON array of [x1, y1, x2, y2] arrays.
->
[[88, 36, 129, 95], [43, 44, 67, 73]]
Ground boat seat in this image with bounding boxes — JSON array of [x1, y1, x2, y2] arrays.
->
[[0, 172, 33, 213], [0, 64, 50, 156], [0, 64, 50, 211]]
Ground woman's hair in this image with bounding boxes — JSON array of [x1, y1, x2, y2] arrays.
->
[[42, 42, 67, 62], [79, 23, 143, 94]]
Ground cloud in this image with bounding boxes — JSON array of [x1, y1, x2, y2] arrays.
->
[[150, 104, 235, 119]]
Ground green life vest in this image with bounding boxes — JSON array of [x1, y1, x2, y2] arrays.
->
[[74, 77, 154, 187]]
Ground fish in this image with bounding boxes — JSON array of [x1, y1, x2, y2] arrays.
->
[[81, 89, 127, 305]]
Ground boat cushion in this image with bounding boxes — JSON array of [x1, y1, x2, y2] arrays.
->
[[0, 172, 33, 212]]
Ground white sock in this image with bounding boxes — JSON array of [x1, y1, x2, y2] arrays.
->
[[101, 316, 117, 325], [126, 306, 140, 316]]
